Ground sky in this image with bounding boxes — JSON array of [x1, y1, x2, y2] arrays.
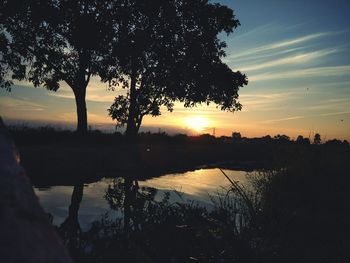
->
[[1, 0, 350, 140]]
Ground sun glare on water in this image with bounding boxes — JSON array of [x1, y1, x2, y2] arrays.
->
[[184, 116, 210, 133]]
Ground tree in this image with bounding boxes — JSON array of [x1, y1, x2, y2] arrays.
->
[[232, 132, 242, 140], [0, 0, 30, 90], [108, 92, 164, 134], [296, 135, 304, 143], [296, 135, 310, 145], [107, 0, 247, 138], [1, 0, 122, 133], [274, 134, 290, 143], [313, 133, 321, 145], [59, 184, 84, 258], [105, 178, 157, 234]]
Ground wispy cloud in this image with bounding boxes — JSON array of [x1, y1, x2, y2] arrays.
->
[[240, 48, 341, 72], [229, 32, 329, 60], [319, 110, 350, 117], [239, 91, 301, 112], [228, 23, 280, 42], [250, 65, 350, 82], [57, 111, 112, 123], [260, 115, 305, 124], [226, 46, 305, 65], [301, 97, 350, 111], [0, 97, 45, 111]]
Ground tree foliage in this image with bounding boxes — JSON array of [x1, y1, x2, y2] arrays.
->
[[1, 0, 123, 133], [314, 133, 321, 145], [107, 0, 247, 137], [0, 0, 30, 90]]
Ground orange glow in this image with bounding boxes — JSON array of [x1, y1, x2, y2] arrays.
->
[[184, 116, 210, 133]]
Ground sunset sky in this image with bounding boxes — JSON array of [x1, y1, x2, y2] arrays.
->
[[1, 0, 350, 140]]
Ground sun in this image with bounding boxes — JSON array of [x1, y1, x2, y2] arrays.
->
[[184, 116, 210, 133]]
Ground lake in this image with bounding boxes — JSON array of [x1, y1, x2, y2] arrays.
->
[[34, 168, 251, 231]]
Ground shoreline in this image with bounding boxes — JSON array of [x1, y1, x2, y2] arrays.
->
[[18, 143, 265, 187]]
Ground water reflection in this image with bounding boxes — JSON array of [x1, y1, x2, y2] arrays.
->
[[34, 168, 249, 230], [105, 178, 158, 233], [58, 184, 84, 259], [34, 168, 251, 262], [140, 168, 247, 203], [35, 180, 113, 228]]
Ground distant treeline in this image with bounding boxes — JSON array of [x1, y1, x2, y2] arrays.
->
[[9, 125, 349, 147]]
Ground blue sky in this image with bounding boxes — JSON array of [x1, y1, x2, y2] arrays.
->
[[1, 0, 350, 140]]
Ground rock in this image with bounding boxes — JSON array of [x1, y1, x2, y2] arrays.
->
[[0, 117, 72, 263]]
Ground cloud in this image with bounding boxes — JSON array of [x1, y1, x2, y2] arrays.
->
[[225, 46, 305, 65], [260, 115, 305, 124], [228, 32, 330, 60], [228, 23, 278, 42], [239, 48, 341, 72], [0, 97, 46, 111], [240, 93, 298, 100], [56, 111, 112, 124], [49, 92, 75, 100], [302, 97, 350, 111], [250, 65, 350, 82], [239, 92, 301, 112], [319, 110, 350, 117]]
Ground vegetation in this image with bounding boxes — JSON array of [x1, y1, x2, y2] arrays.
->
[[51, 137, 350, 262]]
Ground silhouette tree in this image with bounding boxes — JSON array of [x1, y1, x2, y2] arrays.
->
[[274, 134, 290, 143], [232, 132, 242, 140], [313, 133, 321, 145], [107, 0, 247, 138], [59, 184, 84, 259], [296, 135, 310, 145], [296, 135, 304, 143], [1, 0, 123, 133], [105, 177, 157, 234], [0, 0, 31, 90]]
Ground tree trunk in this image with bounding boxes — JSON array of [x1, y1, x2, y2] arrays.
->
[[124, 178, 133, 235], [73, 85, 88, 134], [135, 115, 143, 135], [125, 60, 138, 139], [59, 184, 84, 260]]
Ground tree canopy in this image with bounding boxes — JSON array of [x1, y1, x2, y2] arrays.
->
[[1, 0, 123, 133], [107, 0, 247, 137]]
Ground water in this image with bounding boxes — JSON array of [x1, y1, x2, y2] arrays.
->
[[34, 168, 249, 230]]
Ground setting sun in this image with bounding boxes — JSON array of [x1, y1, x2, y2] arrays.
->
[[184, 116, 210, 133]]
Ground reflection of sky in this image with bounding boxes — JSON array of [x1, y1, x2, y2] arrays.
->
[[35, 180, 115, 231], [1, 0, 350, 139], [140, 168, 248, 204], [34, 168, 249, 230]]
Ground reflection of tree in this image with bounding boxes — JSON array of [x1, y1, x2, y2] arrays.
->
[[58, 184, 84, 259], [89, 178, 249, 262], [105, 178, 157, 234]]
